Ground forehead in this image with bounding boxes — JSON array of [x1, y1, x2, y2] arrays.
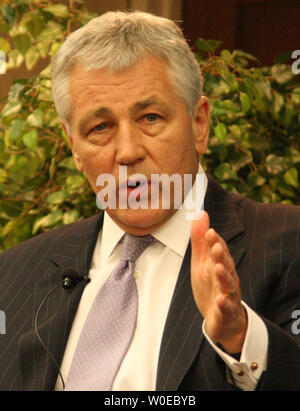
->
[[68, 56, 179, 104]]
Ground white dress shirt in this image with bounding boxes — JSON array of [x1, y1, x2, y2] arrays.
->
[[56, 167, 268, 391]]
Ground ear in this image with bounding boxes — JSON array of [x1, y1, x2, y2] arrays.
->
[[192, 96, 210, 155], [61, 122, 84, 173]]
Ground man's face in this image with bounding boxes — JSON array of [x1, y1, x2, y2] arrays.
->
[[64, 55, 209, 235]]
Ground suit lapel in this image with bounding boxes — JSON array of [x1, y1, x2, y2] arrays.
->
[[155, 241, 203, 390], [156, 177, 245, 390], [18, 213, 104, 390]]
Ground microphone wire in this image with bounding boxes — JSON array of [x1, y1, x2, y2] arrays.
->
[[34, 282, 66, 390]]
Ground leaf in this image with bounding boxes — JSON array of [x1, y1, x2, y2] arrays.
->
[[220, 49, 233, 63], [212, 81, 230, 96], [284, 168, 298, 188], [0, 50, 6, 74], [228, 125, 242, 139], [40, 64, 51, 78], [214, 122, 227, 143], [46, 190, 68, 205], [3, 5, 15, 25], [27, 108, 43, 127], [214, 163, 239, 181], [6, 82, 24, 101], [221, 100, 240, 113], [1, 220, 15, 238], [233, 49, 259, 63], [216, 145, 228, 163], [12, 155, 29, 172], [272, 92, 284, 116], [13, 33, 31, 55], [32, 210, 63, 235], [49, 157, 56, 179], [291, 87, 300, 105], [266, 154, 287, 175], [271, 64, 293, 84], [1, 100, 22, 117], [10, 119, 27, 141], [43, 4, 69, 18], [59, 156, 76, 170], [63, 209, 79, 225], [6, 49, 24, 69], [25, 45, 39, 70], [0, 37, 11, 53], [202, 38, 222, 52], [37, 40, 51, 58], [0, 17, 9, 32], [240, 92, 251, 113], [220, 69, 238, 92], [43, 108, 60, 127], [229, 149, 253, 172], [0, 168, 7, 183], [38, 85, 53, 102], [247, 173, 266, 187], [38, 22, 63, 41], [50, 41, 61, 57], [61, 127, 71, 148], [23, 130, 38, 150], [26, 14, 44, 38], [66, 175, 86, 191], [277, 181, 295, 198], [286, 147, 300, 164]]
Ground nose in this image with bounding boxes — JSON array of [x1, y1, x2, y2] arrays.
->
[[115, 122, 146, 166]]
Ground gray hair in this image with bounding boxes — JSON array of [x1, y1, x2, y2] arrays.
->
[[50, 10, 203, 134]]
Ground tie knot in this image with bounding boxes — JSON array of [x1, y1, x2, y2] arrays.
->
[[121, 233, 154, 263]]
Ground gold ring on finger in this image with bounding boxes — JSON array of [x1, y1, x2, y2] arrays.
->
[[223, 288, 237, 298]]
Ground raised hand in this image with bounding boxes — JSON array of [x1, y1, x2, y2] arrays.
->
[[190, 211, 247, 353]]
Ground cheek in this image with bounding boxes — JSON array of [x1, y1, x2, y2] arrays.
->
[[157, 128, 196, 163], [75, 144, 114, 179]]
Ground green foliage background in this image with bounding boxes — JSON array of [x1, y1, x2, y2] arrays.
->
[[0, 0, 300, 251]]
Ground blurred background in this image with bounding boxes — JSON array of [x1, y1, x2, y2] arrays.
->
[[0, 0, 299, 249], [1, 0, 300, 99]]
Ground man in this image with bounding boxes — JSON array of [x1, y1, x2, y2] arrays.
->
[[0, 11, 300, 391]]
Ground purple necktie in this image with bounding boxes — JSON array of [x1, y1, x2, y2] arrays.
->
[[64, 233, 154, 391]]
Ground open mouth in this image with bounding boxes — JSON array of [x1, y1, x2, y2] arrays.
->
[[118, 178, 147, 191], [118, 180, 150, 198], [127, 180, 142, 188]]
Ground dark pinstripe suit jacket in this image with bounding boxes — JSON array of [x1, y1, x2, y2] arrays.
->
[[1, 177, 300, 391]]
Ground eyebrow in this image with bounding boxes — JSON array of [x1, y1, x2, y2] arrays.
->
[[133, 97, 163, 112], [77, 96, 168, 134], [78, 107, 111, 135]]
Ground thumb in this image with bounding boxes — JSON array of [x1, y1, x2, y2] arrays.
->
[[190, 210, 210, 260]]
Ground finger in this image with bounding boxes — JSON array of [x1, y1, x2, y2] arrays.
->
[[211, 242, 225, 264], [214, 262, 237, 296], [205, 228, 219, 248], [216, 293, 237, 320], [207, 230, 236, 277], [190, 211, 210, 262]]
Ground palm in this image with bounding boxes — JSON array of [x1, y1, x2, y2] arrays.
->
[[190, 211, 247, 353]]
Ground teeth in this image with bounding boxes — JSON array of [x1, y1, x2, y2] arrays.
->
[[128, 181, 141, 187]]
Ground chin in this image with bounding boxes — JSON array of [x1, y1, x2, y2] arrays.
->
[[107, 208, 174, 235]]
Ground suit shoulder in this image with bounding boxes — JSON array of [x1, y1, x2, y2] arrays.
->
[[228, 191, 300, 233], [0, 213, 103, 261], [236, 192, 300, 216], [207, 176, 300, 221]]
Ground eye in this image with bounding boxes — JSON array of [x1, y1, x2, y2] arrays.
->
[[94, 123, 107, 131], [142, 113, 162, 123], [89, 122, 110, 134]]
